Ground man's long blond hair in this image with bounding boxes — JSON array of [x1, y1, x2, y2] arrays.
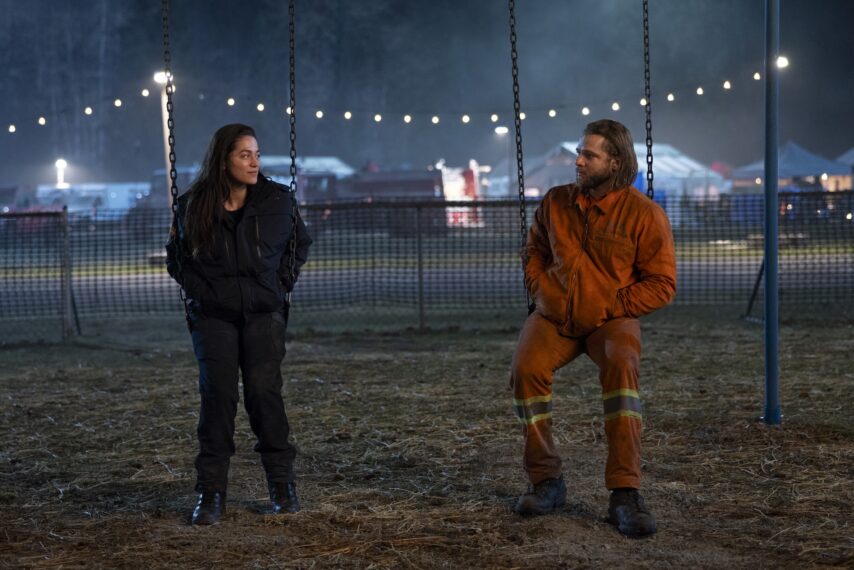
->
[[584, 119, 638, 189]]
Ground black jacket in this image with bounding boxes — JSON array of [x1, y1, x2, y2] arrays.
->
[[165, 174, 312, 318]]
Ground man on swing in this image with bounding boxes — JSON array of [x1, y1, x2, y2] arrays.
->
[[510, 119, 676, 538]]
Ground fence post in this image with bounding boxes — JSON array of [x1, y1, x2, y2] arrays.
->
[[60, 207, 75, 341], [415, 205, 425, 330], [370, 207, 376, 308]]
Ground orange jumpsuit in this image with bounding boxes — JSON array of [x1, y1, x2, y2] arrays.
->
[[511, 184, 676, 489]]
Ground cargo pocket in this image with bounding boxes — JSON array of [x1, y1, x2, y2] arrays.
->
[[271, 309, 287, 362]]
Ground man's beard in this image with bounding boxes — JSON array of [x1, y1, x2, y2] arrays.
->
[[576, 169, 612, 192]]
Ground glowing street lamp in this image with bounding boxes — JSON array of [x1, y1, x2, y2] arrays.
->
[[55, 158, 70, 189]]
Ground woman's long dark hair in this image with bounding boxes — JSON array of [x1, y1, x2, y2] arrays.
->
[[583, 119, 638, 190], [185, 123, 256, 255]]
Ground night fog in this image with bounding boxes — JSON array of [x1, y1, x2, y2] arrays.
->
[[1, 0, 852, 188]]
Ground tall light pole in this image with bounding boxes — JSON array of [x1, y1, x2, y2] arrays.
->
[[495, 126, 512, 197], [55, 159, 70, 189], [762, 0, 781, 425], [154, 71, 174, 208]]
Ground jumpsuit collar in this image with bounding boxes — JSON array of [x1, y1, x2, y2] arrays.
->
[[573, 185, 628, 215]]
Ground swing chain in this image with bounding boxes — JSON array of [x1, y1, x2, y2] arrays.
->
[[161, 0, 188, 322], [161, 0, 179, 214], [287, 0, 298, 296], [509, 0, 531, 309], [643, 0, 654, 199], [509, 1, 527, 254]]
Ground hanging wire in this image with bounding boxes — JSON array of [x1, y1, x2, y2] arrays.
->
[[509, 0, 531, 307], [643, 0, 654, 199]]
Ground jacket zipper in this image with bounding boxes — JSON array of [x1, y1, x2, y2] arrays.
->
[[565, 210, 590, 328], [255, 217, 262, 261]]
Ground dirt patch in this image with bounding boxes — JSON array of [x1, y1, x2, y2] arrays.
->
[[1, 307, 852, 568]]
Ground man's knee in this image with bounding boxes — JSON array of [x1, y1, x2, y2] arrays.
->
[[511, 353, 553, 390], [601, 346, 640, 377]]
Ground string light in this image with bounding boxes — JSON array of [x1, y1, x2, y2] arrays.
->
[[6, 65, 790, 135], [285, 106, 292, 115], [755, 177, 762, 185]]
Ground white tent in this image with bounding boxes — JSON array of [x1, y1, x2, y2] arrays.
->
[[487, 141, 724, 226]]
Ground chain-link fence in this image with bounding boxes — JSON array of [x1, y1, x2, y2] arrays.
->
[[2, 192, 852, 341]]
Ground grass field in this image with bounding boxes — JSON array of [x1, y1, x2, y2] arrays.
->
[[1, 306, 852, 568]]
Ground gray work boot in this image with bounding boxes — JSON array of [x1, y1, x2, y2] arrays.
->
[[514, 475, 567, 515], [608, 488, 657, 538]]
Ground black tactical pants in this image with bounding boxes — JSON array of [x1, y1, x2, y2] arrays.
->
[[190, 309, 295, 492]]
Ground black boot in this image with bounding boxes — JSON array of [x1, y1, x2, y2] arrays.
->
[[270, 482, 300, 514], [191, 491, 226, 525], [608, 488, 657, 538], [514, 475, 567, 515]]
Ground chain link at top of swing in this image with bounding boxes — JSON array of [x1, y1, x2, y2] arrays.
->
[[643, 0, 654, 199]]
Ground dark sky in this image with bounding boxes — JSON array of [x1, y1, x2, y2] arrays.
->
[[1, 0, 853, 188]]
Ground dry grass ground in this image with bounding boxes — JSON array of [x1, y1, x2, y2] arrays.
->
[[1, 306, 852, 568]]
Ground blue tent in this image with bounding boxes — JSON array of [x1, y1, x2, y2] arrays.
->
[[732, 141, 851, 180]]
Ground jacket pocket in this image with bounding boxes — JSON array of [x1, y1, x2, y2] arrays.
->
[[253, 213, 290, 273], [566, 268, 619, 336], [248, 271, 283, 314], [533, 268, 568, 325]]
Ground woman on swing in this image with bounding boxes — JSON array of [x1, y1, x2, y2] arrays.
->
[[166, 123, 312, 525]]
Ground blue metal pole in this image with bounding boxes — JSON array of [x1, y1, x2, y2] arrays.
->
[[763, 0, 781, 425]]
